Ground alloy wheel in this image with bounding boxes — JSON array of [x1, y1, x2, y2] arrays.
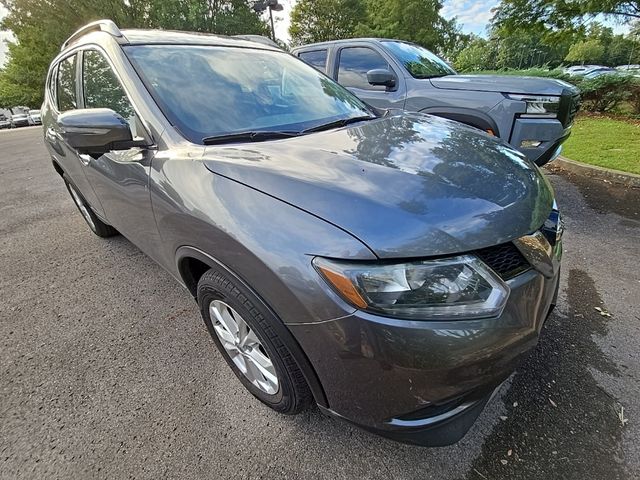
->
[[209, 299, 279, 395]]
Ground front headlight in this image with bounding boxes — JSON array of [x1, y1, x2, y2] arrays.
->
[[313, 255, 510, 320], [507, 94, 560, 117]]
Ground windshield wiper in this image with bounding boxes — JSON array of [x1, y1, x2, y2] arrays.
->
[[415, 73, 450, 79], [301, 115, 376, 134], [202, 130, 299, 145]]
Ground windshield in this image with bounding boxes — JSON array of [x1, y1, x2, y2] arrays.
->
[[125, 45, 374, 144], [381, 41, 456, 79]]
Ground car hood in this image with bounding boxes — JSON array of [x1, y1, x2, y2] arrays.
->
[[430, 74, 576, 96], [203, 113, 554, 259]]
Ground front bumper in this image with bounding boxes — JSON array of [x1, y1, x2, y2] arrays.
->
[[510, 118, 572, 166], [289, 252, 561, 446]]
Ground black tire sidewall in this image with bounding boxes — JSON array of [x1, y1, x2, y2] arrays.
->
[[63, 175, 117, 237], [197, 270, 305, 412]]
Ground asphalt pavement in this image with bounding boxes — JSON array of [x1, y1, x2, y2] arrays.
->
[[1, 126, 639, 479]]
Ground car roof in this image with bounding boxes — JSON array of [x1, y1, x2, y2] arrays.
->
[[120, 29, 281, 51], [292, 38, 404, 51], [59, 21, 282, 54]]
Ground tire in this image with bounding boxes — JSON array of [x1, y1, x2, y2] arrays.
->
[[63, 175, 118, 238], [197, 268, 312, 414]]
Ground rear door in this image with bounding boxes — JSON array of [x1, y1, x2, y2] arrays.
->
[[333, 45, 406, 109], [78, 48, 160, 255], [46, 53, 106, 217]]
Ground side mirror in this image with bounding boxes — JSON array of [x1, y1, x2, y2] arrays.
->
[[366, 69, 397, 88], [58, 108, 145, 155]]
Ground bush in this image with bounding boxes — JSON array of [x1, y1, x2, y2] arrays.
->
[[629, 79, 640, 116], [577, 74, 634, 113]]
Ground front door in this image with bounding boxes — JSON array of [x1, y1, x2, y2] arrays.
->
[[48, 53, 105, 218], [334, 46, 406, 110], [78, 49, 161, 258]]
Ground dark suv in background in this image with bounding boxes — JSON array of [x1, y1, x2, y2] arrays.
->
[[42, 20, 563, 447], [293, 39, 580, 166]]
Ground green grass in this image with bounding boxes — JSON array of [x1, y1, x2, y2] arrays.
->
[[562, 116, 640, 175]]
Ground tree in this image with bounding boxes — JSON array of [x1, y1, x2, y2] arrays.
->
[[0, 0, 268, 108], [454, 38, 494, 71], [565, 39, 606, 64], [492, 0, 639, 36], [289, 0, 366, 46], [357, 0, 461, 55]]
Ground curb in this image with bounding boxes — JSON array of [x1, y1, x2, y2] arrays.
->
[[550, 156, 640, 188]]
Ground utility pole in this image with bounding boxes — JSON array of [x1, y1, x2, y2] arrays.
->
[[253, 0, 284, 41]]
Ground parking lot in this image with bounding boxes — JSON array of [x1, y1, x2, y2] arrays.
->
[[1, 125, 639, 479]]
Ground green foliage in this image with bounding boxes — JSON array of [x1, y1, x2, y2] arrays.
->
[[579, 74, 635, 112], [289, 0, 366, 46], [492, 0, 640, 35], [565, 39, 606, 64], [629, 79, 640, 114], [453, 38, 495, 71], [0, 0, 268, 108], [289, 0, 465, 56], [356, 0, 461, 55]]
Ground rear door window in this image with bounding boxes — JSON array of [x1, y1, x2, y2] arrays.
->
[[56, 54, 78, 111], [298, 50, 328, 73], [337, 47, 390, 91]]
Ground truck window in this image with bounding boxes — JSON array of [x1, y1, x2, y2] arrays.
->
[[337, 47, 390, 91], [299, 50, 328, 73]]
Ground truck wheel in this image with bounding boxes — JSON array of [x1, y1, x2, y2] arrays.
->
[[197, 268, 312, 414]]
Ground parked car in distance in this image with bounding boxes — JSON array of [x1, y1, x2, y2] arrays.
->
[[616, 64, 640, 72], [583, 67, 618, 79], [43, 20, 563, 447], [28, 109, 42, 125], [293, 39, 580, 166], [10, 111, 30, 128], [564, 64, 607, 76], [0, 115, 10, 129]]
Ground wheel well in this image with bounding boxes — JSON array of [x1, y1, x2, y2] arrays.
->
[[51, 160, 64, 177], [179, 257, 211, 297]]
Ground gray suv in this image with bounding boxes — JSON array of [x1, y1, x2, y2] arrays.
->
[[43, 20, 562, 446], [293, 39, 580, 166]]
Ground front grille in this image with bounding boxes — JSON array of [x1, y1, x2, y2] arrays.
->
[[475, 242, 530, 280]]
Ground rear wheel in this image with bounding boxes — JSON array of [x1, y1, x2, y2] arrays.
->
[[197, 268, 312, 414], [63, 175, 118, 238]]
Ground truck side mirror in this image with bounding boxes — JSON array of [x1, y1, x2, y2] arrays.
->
[[367, 69, 397, 89]]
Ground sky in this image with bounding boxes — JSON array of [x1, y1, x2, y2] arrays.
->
[[1, 1, 633, 66]]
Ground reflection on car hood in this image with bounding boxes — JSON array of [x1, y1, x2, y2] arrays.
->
[[203, 113, 554, 259], [430, 74, 577, 96]]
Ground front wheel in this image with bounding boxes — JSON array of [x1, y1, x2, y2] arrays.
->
[[197, 268, 312, 414], [63, 175, 118, 238]]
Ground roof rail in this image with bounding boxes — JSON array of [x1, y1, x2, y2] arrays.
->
[[61, 19, 122, 51]]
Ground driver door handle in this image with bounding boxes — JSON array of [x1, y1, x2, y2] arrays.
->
[[79, 154, 92, 166]]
